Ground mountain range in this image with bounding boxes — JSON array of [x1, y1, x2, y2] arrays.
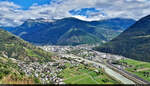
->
[[4, 17, 135, 45], [95, 15, 150, 62]]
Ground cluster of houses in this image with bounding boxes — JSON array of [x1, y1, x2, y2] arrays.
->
[[38, 45, 72, 53], [16, 55, 85, 84], [39, 44, 124, 62], [38, 44, 98, 54], [17, 61, 65, 84]]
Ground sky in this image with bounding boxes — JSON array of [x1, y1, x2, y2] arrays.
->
[[0, 0, 150, 27]]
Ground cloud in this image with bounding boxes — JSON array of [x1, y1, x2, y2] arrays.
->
[[0, 1, 22, 27], [1, 0, 150, 27]]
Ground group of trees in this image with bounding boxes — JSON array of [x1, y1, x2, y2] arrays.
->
[[143, 72, 150, 77], [0, 68, 10, 79]]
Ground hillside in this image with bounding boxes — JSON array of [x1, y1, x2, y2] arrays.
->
[[0, 29, 52, 62], [0, 57, 35, 84], [95, 15, 150, 62], [6, 17, 135, 45], [57, 28, 102, 45]]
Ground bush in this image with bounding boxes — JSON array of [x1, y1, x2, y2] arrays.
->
[[34, 77, 40, 83], [0, 74, 3, 79]]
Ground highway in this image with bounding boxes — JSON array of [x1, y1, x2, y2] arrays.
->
[[60, 54, 135, 84]]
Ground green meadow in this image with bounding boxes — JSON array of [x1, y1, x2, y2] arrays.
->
[[59, 63, 119, 84], [120, 58, 150, 82]]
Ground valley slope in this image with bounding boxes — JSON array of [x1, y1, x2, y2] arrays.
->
[[0, 28, 54, 84], [0, 29, 52, 62], [95, 15, 150, 62]]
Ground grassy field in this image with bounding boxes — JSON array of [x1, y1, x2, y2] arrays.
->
[[120, 58, 150, 82], [59, 63, 118, 84]]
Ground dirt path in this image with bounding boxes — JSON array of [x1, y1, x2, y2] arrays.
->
[[137, 68, 150, 72]]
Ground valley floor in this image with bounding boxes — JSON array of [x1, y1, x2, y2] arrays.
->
[[59, 61, 118, 84], [40, 44, 150, 84], [1, 44, 150, 84]]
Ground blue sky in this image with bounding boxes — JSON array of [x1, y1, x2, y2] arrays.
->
[[2, 0, 51, 9], [0, 0, 150, 27], [2, 0, 100, 16], [69, 8, 107, 18]]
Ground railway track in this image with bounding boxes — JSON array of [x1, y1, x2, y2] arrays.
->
[[105, 60, 150, 84]]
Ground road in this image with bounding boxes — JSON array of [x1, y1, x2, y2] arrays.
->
[[60, 54, 135, 84], [40, 46, 149, 84]]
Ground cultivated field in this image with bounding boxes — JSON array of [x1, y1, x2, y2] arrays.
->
[[59, 63, 119, 84], [120, 58, 150, 82]]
